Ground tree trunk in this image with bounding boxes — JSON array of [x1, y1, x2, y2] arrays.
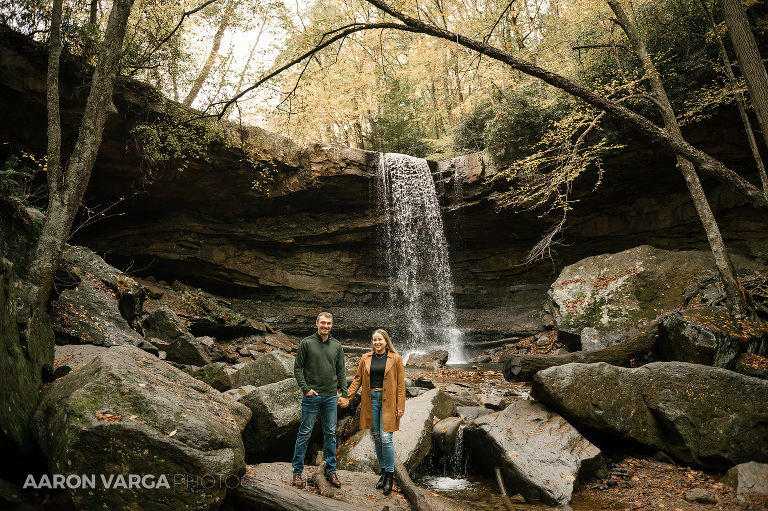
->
[[720, 0, 768, 176], [607, 0, 747, 314], [394, 456, 439, 511], [701, 0, 768, 195], [502, 321, 660, 382], [46, 0, 64, 202], [184, 0, 233, 107], [27, 0, 135, 304]]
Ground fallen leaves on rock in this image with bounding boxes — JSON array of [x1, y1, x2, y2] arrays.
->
[[95, 409, 122, 422]]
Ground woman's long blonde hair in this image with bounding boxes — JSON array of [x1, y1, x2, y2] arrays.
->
[[372, 329, 397, 354]]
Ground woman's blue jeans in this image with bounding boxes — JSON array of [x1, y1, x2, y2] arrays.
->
[[292, 394, 338, 475], [370, 390, 395, 473]]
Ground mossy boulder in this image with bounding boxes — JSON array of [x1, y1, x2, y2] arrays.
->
[[31, 345, 251, 511], [548, 245, 766, 347]]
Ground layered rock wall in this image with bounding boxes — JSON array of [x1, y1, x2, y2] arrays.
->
[[1, 29, 766, 314]]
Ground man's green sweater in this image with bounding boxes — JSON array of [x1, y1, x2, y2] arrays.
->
[[294, 333, 347, 397]]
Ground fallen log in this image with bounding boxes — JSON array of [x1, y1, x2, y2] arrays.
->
[[467, 337, 521, 349], [394, 456, 438, 511], [228, 473, 360, 511], [502, 321, 660, 382], [494, 466, 516, 511]]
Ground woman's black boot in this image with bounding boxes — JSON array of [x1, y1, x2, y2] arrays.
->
[[375, 473, 385, 489], [382, 472, 394, 495]]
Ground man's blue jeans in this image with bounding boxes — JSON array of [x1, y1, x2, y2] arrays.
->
[[371, 390, 395, 473], [292, 394, 338, 475]]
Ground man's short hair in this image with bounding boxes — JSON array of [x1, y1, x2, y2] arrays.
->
[[317, 311, 333, 322]]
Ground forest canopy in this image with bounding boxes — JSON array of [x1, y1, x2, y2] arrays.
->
[[3, 0, 767, 160]]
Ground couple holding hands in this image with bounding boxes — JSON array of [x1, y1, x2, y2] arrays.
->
[[292, 312, 406, 496]]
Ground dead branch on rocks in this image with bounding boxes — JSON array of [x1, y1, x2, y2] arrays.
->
[[502, 321, 660, 382], [394, 457, 438, 511], [495, 466, 517, 511]]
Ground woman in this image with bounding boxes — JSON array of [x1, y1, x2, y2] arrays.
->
[[345, 329, 406, 495]]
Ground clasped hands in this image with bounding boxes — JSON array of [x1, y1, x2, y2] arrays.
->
[[338, 396, 350, 407]]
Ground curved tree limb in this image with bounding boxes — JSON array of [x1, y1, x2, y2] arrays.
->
[[356, 0, 768, 209]]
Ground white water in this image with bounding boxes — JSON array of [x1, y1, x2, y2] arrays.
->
[[377, 153, 464, 363]]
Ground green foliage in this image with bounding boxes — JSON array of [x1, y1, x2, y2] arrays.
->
[[367, 78, 434, 157], [1, 153, 45, 221], [130, 111, 228, 172], [453, 86, 574, 154]]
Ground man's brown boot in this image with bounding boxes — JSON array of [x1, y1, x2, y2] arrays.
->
[[292, 473, 305, 488], [325, 472, 341, 488]]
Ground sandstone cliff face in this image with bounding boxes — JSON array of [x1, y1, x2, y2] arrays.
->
[[1, 30, 766, 314]]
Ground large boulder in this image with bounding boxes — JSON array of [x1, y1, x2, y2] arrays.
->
[[532, 362, 768, 470], [463, 400, 604, 506], [658, 307, 768, 369], [143, 306, 211, 365], [0, 258, 54, 455], [549, 245, 765, 346], [337, 388, 456, 472], [193, 362, 234, 391], [52, 278, 147, 347], [227, 349, 295, 389], [406, 350, 449, 371], [721, 462, 768, 496], [239, 377, 303, 462], [60, 245, 146, 323], [31, 345, 251, 511]]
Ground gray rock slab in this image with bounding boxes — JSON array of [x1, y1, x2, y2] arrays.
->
[[463, 399, 604, 506], [52, 279, 146, 347], [532, 361, 768, 470], [721, 461, 768, 496]]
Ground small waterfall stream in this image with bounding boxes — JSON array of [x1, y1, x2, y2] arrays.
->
[[376, 153, 463, 362]]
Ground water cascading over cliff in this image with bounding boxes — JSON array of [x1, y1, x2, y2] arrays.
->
[[376, 153, 463, 362]]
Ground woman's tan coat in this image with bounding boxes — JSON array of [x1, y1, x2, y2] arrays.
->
[[347, 350, 406, 432]]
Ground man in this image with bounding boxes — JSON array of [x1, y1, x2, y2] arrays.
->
[[292, 312, 349, 488]]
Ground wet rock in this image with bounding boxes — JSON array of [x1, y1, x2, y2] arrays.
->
[[143, 306, 211, 366], [658, 307, 768, 369], [532, 361, 768, 470], [239, 378, 303, 462], [463, 400, 605, 506], [31, 345, 250, 511], [721, 461, 768, 496], [432, 416, 465, 456], [407, 350, 449, 371]]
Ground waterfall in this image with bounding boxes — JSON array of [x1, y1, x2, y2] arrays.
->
[[376, 153, 463, 362]]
